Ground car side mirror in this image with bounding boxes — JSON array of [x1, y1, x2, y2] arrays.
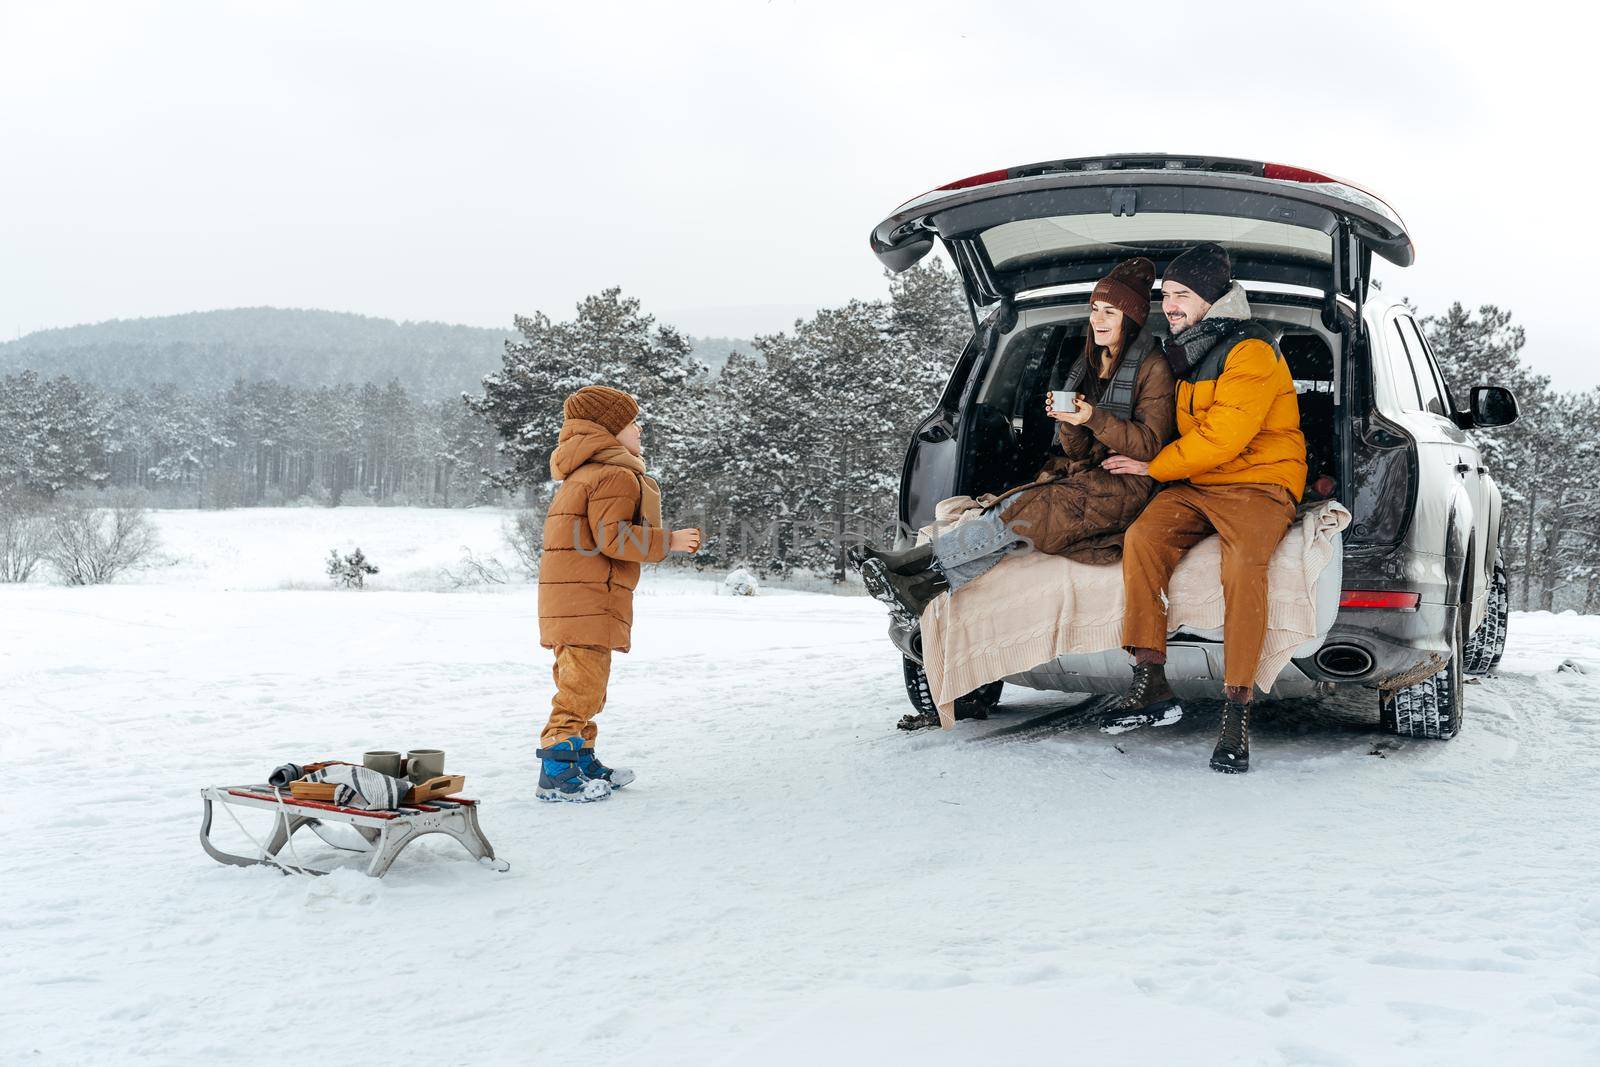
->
[[1469, 385, 1519, 428]]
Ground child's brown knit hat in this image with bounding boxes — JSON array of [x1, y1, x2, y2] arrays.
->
[[563, 385, 639, 436]]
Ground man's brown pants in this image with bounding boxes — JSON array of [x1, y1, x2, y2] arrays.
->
[[541, 644, 612, 749], [1121, 482, 1298, 691]]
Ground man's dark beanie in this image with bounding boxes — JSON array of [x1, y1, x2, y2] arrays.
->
[[1163, 243, 1232, 304]]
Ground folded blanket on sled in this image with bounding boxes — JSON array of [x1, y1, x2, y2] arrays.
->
[[916, 497, 1351, 729], [267, 762, 410, 810]]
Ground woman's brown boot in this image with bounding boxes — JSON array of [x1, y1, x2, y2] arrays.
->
[[859, 557, 949, 627], [848, 541, 934, 576]]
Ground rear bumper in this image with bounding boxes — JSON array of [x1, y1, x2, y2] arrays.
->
[[1002, 641, 1329, 701], [1292, 603, 1453, 689], [892, 603, 1451, 697]]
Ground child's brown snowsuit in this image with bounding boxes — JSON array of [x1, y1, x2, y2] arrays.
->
[[536, 390, 668, 749]]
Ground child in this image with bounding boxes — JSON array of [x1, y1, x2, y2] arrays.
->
[[536, 385, 701, 802]]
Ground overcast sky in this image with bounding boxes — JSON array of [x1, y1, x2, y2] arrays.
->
[[2, 0, 1594, 388]]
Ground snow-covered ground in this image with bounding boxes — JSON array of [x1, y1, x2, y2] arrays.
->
[[4, 509, 1599, 1065]]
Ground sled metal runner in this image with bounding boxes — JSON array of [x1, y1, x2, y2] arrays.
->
[[199, 785, 509, 877]]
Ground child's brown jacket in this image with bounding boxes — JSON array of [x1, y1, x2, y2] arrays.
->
[[538, 418, 668, 652]]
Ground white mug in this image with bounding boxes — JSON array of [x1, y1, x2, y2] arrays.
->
[[1048, 389, 1080, 414]]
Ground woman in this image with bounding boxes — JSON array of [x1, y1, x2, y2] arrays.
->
[[854, 256, 1177, 625]]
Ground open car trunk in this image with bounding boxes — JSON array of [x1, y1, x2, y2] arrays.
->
[[886, 154, 1402, 541], [870, 153, 1413, 316]]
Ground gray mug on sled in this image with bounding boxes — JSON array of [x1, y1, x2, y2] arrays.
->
[[364, 750, 405, 777], [404, 749, 445, 784]]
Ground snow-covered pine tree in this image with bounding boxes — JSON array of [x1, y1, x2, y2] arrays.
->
[[326, 546, 379, 588], [1530, 388, 1600, 611], [663, 260, 967, 578], [1422, 304, 1553, 608], [1562, 388, 1600, 611], [440, 393, 504, 506], [143, 383, 212, 498], [673, 347, 787, 570], [0, 371, 108, 498], [0, 374, 29, 498], [704, 260, 967, 578], [887, 257, 972, 402], [1421, 303, 1600, 610], [466, 288, 708, 503], [741, 302, 879, 575], [319, 384, 361, 506], [96, 386, 149, 492]]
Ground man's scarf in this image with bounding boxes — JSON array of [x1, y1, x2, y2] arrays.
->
[[1162, 316, 1237, 378], [589, 444, 663, 530]]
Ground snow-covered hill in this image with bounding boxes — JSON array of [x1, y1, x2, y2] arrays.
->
[[3, 510, 1598, 1064]]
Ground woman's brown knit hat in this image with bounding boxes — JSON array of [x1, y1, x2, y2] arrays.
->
[[563, 385, 639, 436], [1088, 257, 1156, 326]]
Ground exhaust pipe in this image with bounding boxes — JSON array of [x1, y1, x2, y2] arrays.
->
[[887, 620, 924, 664], [1314, 643, 1374, 678]]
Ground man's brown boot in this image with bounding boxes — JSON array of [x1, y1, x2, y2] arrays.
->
[[1210, 696, 1251, 773]]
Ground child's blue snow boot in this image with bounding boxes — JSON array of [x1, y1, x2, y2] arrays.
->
[[579, 749, 635, 789], [537, 737, 611, 802]]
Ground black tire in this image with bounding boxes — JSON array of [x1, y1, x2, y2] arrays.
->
[[900, 658, 1002, 722], [1463, 559, 1509, 676], [902, 657, 938, 719], [1379, 604, 1466, 740]]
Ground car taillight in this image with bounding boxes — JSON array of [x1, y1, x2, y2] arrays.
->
[[888, 168, 1015, 212], [936, 168, 1012, 192], [1263, 162, 1404, 225], [1263, 162, 1336, 183], [1339, 590, 1422, 610]]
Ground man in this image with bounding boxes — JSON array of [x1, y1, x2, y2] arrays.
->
[[1101, 243, 1306, 774]]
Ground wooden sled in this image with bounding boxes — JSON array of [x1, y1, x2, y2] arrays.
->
[[200, 784, 509, 878]]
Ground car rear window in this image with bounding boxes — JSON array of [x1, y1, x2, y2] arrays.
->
[[980, 213, 1331, 272], [1386, 319, 1427, 413]]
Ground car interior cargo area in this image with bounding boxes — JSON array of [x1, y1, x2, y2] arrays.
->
[[957, 297, 1343, 505]]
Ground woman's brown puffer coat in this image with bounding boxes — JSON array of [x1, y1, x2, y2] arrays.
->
[[537, 419, 669, 653], [993, 326, 1178, 564]]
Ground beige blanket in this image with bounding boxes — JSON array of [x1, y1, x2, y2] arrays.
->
[[917, 497, 1351, 728]]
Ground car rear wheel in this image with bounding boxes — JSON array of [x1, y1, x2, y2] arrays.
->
[[1379, 605, 1466, 740], [900, 658, 1002, 726], [1463, 559, 1509, 676]]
